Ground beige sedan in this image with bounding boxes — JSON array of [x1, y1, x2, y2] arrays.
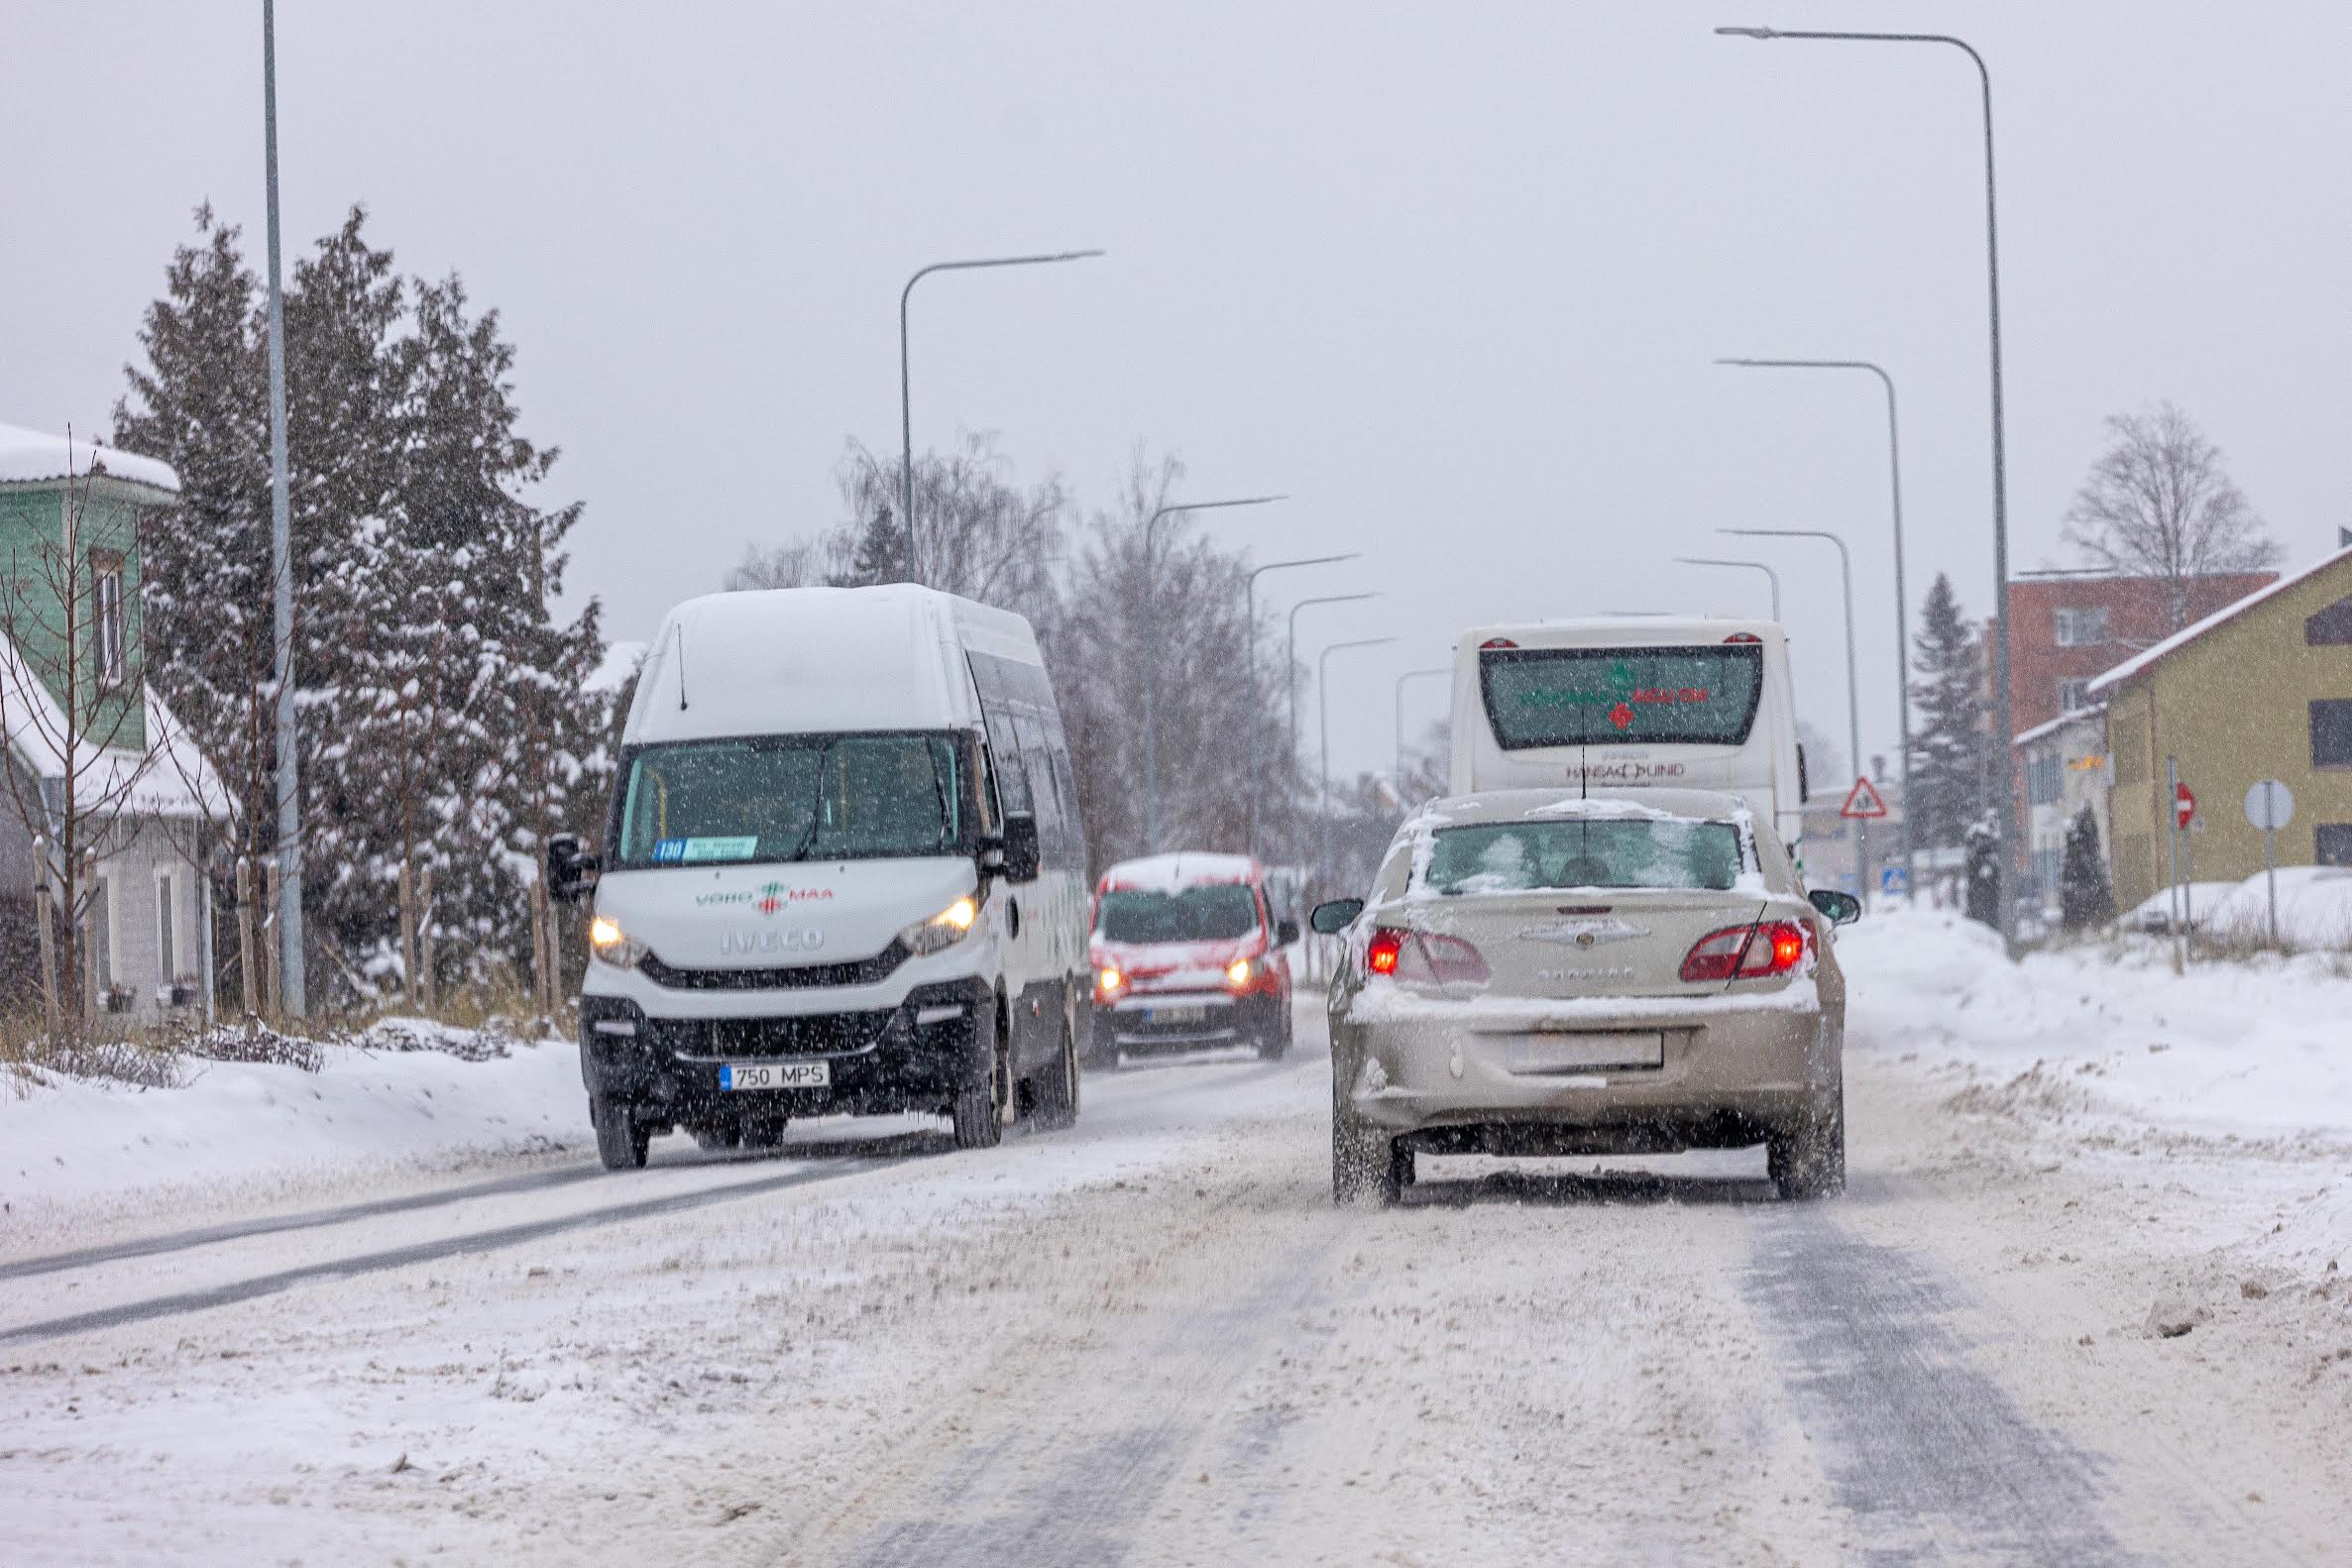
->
[[1311, 787, 1856, 1205]]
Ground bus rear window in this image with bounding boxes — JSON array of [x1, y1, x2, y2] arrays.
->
[[1479, 645, 1764, 748]]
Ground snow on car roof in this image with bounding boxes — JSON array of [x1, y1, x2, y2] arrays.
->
[[1410, 787, 1752, 827], [0, 422, 179, 496], [1097, 851, 1261, 892]]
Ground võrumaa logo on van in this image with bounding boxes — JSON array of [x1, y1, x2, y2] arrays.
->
[[722, 927, 825, 956], [754, 880, 833, 916]]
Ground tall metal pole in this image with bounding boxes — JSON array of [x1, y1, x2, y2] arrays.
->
[[897, 249, 1104, 580], [263, 0, 305, 1018], [1716, 24, 2017, 949], [1726, 527, 1866, 901], [1715, 357, 1916, 902], [1287, 593, 1380, 886], [1139, 494, 1287, 855], [1318, 637, 1396, 898], [1246, 553, 1357, 856], [1394, 667, 1449, 795], [1674, 556, 1781, 621]]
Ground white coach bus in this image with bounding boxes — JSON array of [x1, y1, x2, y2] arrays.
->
[[1447, 617, 1808, 859], [548, 585, 1091, 1169]]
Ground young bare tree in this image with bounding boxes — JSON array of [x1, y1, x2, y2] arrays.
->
[[2062, 401, 2280, 632], [0, 451, 176, 1030]]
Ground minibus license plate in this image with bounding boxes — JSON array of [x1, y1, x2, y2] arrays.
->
[[719, 1061, 830, 1091]]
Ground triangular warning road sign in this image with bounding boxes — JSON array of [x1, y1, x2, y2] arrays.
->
[[1840, 777, 1889, 820]]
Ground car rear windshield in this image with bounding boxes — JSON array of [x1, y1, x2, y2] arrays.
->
[[1479, 644, 1763, 747], [613, 731, 963, 869], [1095, 883, 1261, 944], [1421, 818, 1745, 895]]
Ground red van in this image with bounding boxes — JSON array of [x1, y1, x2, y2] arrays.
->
[[1086, 852, 1297, 1066]]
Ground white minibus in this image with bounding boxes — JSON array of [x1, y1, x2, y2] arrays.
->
[[1447, 617, 1807, 859], [548, 585, 1091, 1169]]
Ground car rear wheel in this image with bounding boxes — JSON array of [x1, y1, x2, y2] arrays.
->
[[591, 1094, 650, 1171], [1330, 1077, 1403, 1207], [1769, 1084, 1847, 1200]]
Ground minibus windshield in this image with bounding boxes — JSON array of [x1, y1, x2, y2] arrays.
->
[[1480, 644, 1763, 748], [613, 732, 962, 868]]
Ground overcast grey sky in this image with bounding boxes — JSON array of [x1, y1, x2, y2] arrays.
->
[[8, 1, 2348, 791]]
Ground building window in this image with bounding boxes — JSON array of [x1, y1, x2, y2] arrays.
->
[[2318, 825, 2352, 867], [2314, 699, 2352, 769], [2057, 679, 2092, 714], [157, 872, 176, 980], [2054, 606, 2109, 647], [2026, 750, 2062, 807], [91, 550, 126, 690], [2307, 595, 2352, 647]]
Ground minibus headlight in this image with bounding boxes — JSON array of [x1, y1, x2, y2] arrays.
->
[[589, 915, 650, 969], [901, 892, 982, 957]]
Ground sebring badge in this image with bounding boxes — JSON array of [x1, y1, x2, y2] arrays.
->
[[1515, 917, 1648, 949]]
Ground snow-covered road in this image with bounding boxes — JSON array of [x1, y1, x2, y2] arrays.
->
[[6, 934, 2351, 1565]]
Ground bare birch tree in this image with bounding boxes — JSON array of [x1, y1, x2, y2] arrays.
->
[[2062, 402, 2280, 632]]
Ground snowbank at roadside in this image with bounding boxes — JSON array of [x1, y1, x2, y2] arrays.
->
[[1841, 908, 2352, 1149], [1, 1020, 584, 1216]]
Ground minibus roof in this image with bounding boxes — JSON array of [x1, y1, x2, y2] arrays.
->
[[625, 584, 1038, 745]]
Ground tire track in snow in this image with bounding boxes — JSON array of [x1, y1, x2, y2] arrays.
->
[[0, 1155, 907, 1348], [1744, 1207, 2153, 1566]]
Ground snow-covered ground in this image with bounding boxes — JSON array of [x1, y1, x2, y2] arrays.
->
[[4, 929, 2349, 1563]]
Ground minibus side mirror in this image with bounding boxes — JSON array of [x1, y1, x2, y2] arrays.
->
[[1309, 898, 1363, 935], [998, 813, 1042, 884], [1276, 917, 1301, 947], [1808, 888, 1861, 926], [547, 834, 600, 904]]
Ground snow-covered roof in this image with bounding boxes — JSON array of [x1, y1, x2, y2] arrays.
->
[[2012, 708, 2104, 749], [2087, 544, 2352, 697], [1097, 851, 1261, 892], [0, 422, 179, 497], [0, 635, 229, 822]]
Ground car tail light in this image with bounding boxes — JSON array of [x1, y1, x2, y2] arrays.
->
[[1679, 921, 1808, 983], [1479, 637, 1517, 650], [1364, 929, 1490, 987]]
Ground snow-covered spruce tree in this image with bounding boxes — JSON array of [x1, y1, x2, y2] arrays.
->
[[113, 206, 278, 1004], [122, 207, 602, 1011], [1908, 573, 1987, 855], [2059, 805, 2115, 931]]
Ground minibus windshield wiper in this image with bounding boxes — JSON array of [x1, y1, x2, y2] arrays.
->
[[781, 740, 832, 862]]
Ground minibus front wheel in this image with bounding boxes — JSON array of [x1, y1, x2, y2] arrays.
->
[[951, 1001, 1008, 1152], [591, 1093, 651, 1171]]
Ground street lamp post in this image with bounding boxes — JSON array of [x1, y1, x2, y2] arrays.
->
[[1716, 357, 1915, 904], [1725, 526, 1868, 901], [1287, 593, 1380, 885], [1139, 494, 1288, 854], [898, 249, 1104, 579], [262, 0, 305, 1017], [1394, 667, 1450, 795], [1246, 553, 1358, 856], [1674, 556, 1782, 621], [1716, 22, 2016, 949], [1318, 636, 1397, 900]]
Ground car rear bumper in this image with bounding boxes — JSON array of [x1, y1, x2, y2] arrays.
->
[[579, 977, 994, 1122], [1338, 990, 1836, 1143]]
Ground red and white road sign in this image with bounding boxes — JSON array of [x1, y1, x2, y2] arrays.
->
[[2175, 781, 2196, 829], [1840, 777, 1889, 820]]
